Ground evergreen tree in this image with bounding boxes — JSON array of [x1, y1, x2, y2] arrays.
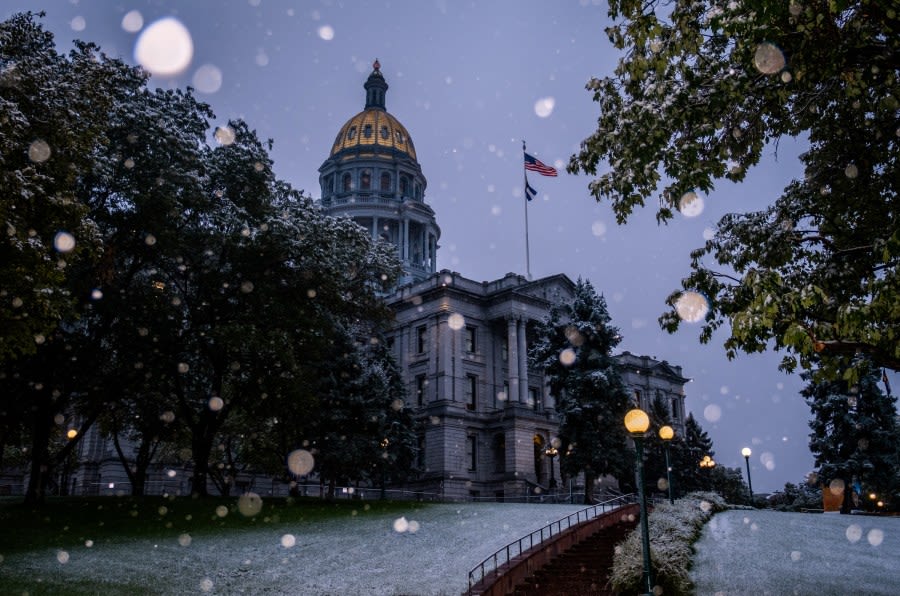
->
[[529, 278, 631, 502], [803, 360, 900, 513], [679, 412, 715, 494]]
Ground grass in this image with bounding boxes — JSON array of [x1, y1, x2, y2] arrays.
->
[[0, 496, 585, 596], [0, 495, 420, 556]]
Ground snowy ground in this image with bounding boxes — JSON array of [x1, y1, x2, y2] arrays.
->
[[3, 502, 586, 595], [8, 503, 900, 595], [690, 509, 900, 595]]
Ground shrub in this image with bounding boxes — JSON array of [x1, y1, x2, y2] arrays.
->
[[609, 492, 727, 595]]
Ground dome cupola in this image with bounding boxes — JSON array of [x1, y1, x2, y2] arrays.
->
[[318, 61, 440, 286]]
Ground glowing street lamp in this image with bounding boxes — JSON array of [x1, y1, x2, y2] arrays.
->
[[699, 454, 716, 469], [741, 447, 754, 505], [544, 445, 558, 489], [659, 425, 675, 504], [624, 408, 653, 596]]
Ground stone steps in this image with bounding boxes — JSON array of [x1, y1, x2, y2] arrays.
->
[[509, 520, 635, 596]]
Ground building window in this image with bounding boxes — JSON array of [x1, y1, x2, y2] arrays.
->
[[347, 126, 357, 140], [493, 433, 506, 473], [360, 170, 371, 190], [416, 374, 427, 407], [416, 325, 427, 353], [528, 387, 541, 411], [324, 174, 334, 195], [400, 175, 409, 196], [380, 125, 390, 140], [464, 326, 476, 353], [380, 172, 391, 191], [467, 434, 477, 471], [395, 130, 405, 144], [342, 173, 352, 192], [363, 124, 373, 138], [671, 397, 680, 421], [465, 375, 477, 411], [634, 390, 641, 408]]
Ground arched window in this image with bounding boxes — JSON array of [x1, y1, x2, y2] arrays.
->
[[363, 124, 373, 139], [360, 170, 371, 190], [342, 173, 352, 192], [380, 172, 391, 191], [347, 126, 357, 140], [400, 175, 409, 197], [380, 126, 390, 140], [324, 174, 334, 196]]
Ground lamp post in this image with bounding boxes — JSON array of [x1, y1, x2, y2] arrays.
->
[[741, 447, 754, 506], [544, 445, 558, 489], [625, 408, 653, 596], [659, 425, 675, 504]]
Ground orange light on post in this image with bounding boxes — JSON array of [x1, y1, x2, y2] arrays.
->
[[623, 408, 653, 595], [659, 425, 675, 504], [624, 408, 650, 435], [66, 429, 78, 440]]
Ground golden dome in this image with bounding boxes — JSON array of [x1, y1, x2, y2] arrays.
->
[[330, 108, 417, 160]]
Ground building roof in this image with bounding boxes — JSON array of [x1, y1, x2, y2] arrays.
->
[[329, 60, 417, 161]]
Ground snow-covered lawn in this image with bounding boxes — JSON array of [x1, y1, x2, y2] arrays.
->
[[3, 502, 585, 595], [691, 509, 900, 595]]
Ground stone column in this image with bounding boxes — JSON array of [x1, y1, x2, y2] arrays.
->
[[438, 314, 453, 401], [372, 216, 380, 241], [517, 318, 529, 404], [507, 317, 520, 403]]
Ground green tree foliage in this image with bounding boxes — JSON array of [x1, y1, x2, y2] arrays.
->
[[0, 13, 406, 502], [529, 278, 632, 502], [569, 1, 900, 379], [803, 360, 900, 512], [0, 12, 146, 363]]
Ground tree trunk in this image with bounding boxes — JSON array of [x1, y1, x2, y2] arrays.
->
[[583, 469, 596, 504], [190, 428, 217, 497], [24, 410, 52, 505]]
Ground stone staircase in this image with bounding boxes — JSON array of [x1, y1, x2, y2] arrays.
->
[[510, 518, 636, 596]]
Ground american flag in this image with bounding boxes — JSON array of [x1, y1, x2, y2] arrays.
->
[[524, 152, 558, 177]]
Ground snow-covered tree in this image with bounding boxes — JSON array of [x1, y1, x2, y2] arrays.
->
[[0, 12, 145, 363], [569, 1, 900, 381], [678, 413, 716, 495], [529, 278, 631, 502], [803, 360, 899, 513]]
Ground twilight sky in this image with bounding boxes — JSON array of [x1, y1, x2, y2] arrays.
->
[[8, 0, 870, 493]]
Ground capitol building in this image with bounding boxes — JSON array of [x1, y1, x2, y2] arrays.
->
[[318, 61, 690, 501]]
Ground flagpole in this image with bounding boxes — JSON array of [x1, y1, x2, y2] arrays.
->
[[523, 139, 532, 280]]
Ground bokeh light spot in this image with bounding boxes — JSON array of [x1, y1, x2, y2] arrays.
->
[[534, 97, 555, 118], [237, 492, 263, 517], [559, 348, 576, 366], [208, 396, 224, 411], [318, 25, 335, 40], [867, 528, 884, 547], [287, 449, 315, 476], [54, 231, 76, 253], [281, 533, 296, 548], [753, 42, 785, 74], [591, 220, 607, 237], [122, 10, 143, 33], [448, 313, 465, 330], [703, 404, 722, 423], [678, 191, 704, 217], [29, 139, 52, 163], [674, 291, 709, 323], [134, 17, 194, 76], [192, 64, 223, 94], [846, 523, 862, 543]]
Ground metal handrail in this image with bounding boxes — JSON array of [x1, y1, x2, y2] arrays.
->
[[466, 493, 638, 594]]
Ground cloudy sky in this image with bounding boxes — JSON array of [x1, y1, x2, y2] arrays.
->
[[6, 0, 862, 492]]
